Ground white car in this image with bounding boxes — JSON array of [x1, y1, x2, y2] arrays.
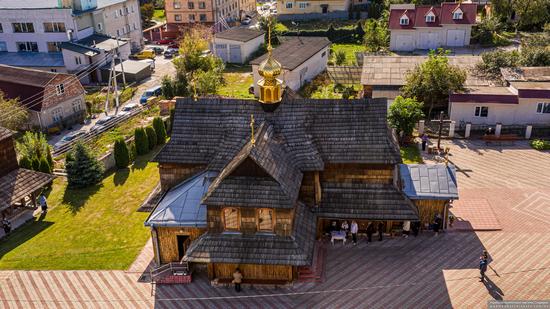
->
[[90, 115, 116, 133], [118, 103, 141, 117], [53, 130, 86, 151]]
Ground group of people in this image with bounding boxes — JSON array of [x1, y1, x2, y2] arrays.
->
[[1, 193, 48, 238], [330, 220, 394, 244]]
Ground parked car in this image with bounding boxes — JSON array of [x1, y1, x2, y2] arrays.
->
[[90, 115, 116, 133], [118, 103, 141, 117], [270, 8, 277, 14], [156, 38, 175, 45], [168, 42, 179, 49], [163, 49, 175, 58], [53, 130, 86, 151], [241, 17, 252, 25], [151, 46, 164, 55], [140, 86, 163, 104], [129, 49, 155, 60], [200, 49, 212, 58]]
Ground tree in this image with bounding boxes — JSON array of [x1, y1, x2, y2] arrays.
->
[[491, 0, 550, 31], [134, 127, 149, 155], [38, 157, 51, 174], [145, 126, 157, 150], [153, 117, 167, 145], [0, 91, 28, 130], [363, 19, 389, 52], [114, 138, 130, 169], [520, 46, 550, 67], [402, 49, 466, 117], [334, 51, 347, 65], [140, 3, 155, 25], [17, 131, 52, 164], [19, 156, 32, 169], [388, 96, 425, 144], [476, 50, 520, 78], [258, 16, 281, 45], [65, 142, 104, 188], [161, 75, 175, 99]]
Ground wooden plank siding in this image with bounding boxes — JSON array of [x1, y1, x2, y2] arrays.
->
[[322, 164, 394, 184], [208, 263, 293, 281], [159, 163, 206, 190], [0, 136, 18, 175], [207, 206, 294, 237], [154, 227, 206, 264], [414, 199, 447, 228], [299, 172, 315, 205]]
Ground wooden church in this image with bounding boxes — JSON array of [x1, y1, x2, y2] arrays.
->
[[145, 34, 458, 283]]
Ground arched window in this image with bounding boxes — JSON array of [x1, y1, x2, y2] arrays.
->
[[257, 208, 274, 232], [223, 207, 240, 231], [265, 88, 272, 101]]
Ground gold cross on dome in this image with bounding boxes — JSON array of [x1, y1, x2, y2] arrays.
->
[[250, 114, 255, 147]]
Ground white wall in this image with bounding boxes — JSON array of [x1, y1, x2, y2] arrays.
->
[[449, 98, 550, 125], [213, 34, 264, 64], [96, 0, 143, 51], [252, 46, 329, 96], [389, 24, 472, 51]]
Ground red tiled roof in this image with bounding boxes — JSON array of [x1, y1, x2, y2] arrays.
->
[[388, 2, 476, 30], [449, 94, 519, 104], [518, 89, 550, 98]]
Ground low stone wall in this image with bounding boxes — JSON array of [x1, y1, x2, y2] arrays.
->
[[277, 11, 348, 21], [98, 136, 135, 171]]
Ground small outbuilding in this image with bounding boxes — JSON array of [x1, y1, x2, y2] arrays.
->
[[101, 60, 152, 83], [212, 28, 265, 64]]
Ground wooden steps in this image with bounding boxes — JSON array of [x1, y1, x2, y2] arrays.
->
[[297, 241, 326, 283]]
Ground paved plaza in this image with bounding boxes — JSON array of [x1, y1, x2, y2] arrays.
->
[[1, 140, 549, 308]]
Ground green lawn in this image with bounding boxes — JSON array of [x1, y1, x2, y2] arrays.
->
[[217, 72, 255, 99], [331, 43, 366, 65], [400, 145, 424, 164], [153, 9, 166, 22], [0, 152, 159, 270]]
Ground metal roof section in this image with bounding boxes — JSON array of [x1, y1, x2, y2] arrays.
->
[[145, 171, 215, 228], [0, 52, 64, 67], [399, 164, 459, 200]]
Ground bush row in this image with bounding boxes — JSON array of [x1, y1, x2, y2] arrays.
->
[[281, 22, 365, 44]]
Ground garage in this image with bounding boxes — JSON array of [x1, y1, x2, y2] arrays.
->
[[213, 28, 265, 64], [419, 32, 438, 50], [395, 34, 415, 51], [446, 30, 466, 47], [229, 45, 242, 63], [215, 44, 228, 62]]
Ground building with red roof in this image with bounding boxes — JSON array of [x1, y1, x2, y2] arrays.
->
[[388, 2, 477, 51]]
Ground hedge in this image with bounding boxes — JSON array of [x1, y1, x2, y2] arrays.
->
[[135, 127, 149, 155], [153, 117, 167, 145], [114, 138, 130, 169], [281, 22, 365, 44], [145, 126, 157, 150]]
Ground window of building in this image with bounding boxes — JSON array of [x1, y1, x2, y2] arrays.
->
[[125, 7, 129, 14], [286, 2, 293, 8], [453, 9, 463, 20], [257, 208, 274, 232], [174, 1, 181, 8], [536, 102, 550, 114], [175, 14, 182, 21], [474, 106, 488, 117], [223, 208, 240, 231], [17, 42, 38, 52], [52, 108, 63, 122], [199, 14, 207, 21], [426, 13, 435, 23], [56, 84, 65, 95], [72, 99, 82, 113], [131, 5, 134, 13], [119, 9, 123, 16], [115, 10, 118, 18], [0, 23, 3, 33], [0, 42, 6, 52], [400, 16, 409, 25], [133, 23, 137, 30], [199, 2, 206, 9], [298, 2, 307, 9], [50, 69, 57, 72], [44, 22, 66, 33], [188, 2, 195, 9], [126, 24, 130, 33], [12, 23, 34, 33], [97, 23, 103, 31], [47, 42, 62, 53], [75, 56, 82, 65], [321, 51, 326, 57], [189, 14, 195, 21], [117, 29, 120, 36]]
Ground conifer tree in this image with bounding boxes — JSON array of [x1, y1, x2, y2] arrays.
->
[[152, 117, 167, 145], [134, 127, 149, 155], [65, 142, 104, 188], [145, 126, 157, 150], [38, 157, 51, 174], [114, 138, 130, 169]]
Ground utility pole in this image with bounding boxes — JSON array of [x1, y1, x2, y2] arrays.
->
[[113, 50, 120, 115], [104, 52, 114, 116], [116, 37, 126, 88]]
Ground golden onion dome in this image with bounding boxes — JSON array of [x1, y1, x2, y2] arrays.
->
[[258, 46, 282, 79]]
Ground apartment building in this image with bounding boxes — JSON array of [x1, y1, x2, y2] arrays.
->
[[165, 0, 255, 26], [0, 0, 142, 74]]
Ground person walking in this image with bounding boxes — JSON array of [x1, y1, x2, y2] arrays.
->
[[350, 220, 358, 245], [38, 194, 48, 213], [341, 220, 349, 239], [411, 221, 420, 237], [421, 133, 429, 151], [402, 220, 410, 238], [366, 223, 374, 243], [479, 254, 488, 282], [449, 214, 455, 228], [232, 268, 243, 292], [2, 218, 11, 236], [433, 214, 442, 236], [378, 222, 384, 241]]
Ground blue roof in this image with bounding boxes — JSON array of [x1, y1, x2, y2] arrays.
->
[[399, 164, 459, 200], [0, 52, 64, 67], [145, 171, 215, 228]]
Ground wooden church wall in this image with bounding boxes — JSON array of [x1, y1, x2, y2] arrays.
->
[[209, 263, 293, 281], [322, 164, 394, 184], [154, 226, 206, 264], [0, 136, 18, 176], [158, 163, 206, 190], [207, 206, 294, 237], [414, 199, 447, 228]]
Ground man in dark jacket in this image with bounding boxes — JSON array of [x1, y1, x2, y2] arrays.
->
[[377, 222, 384, 241], [366, 223, 375, 243], [479, 256, 488, 282]]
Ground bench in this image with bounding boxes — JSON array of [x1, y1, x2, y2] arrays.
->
[[214, 278, 291, 289]]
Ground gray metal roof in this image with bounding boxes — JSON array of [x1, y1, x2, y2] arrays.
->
[[60, 42, 100, 56], [0, 52, 64, 67], [399, 164, 458, 200], [145, 171, 215, 227], [214, 28, 265, 42]]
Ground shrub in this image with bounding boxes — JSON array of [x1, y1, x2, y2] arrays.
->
[[334, 50, 346, 65], [477, 50, 520, 77], [114, 138, 130, 169], [38, 157, 51, 174], [134, 127, 149, 155], [65, 142, 104, 188], [388, 96, 425, 144], [129, 141, 137, 162], [153, 117, 167, 145], [19, 156, 32, 169], [145, 126, 157, 150], [31, 157, 40, 171], [530, 139, 550, 151]]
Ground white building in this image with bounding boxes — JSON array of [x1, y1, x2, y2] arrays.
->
[[0, 0, 142, 75], [213, 28, 265, 64], [250, 37, 330, 96], [388, 2, 477, 52]]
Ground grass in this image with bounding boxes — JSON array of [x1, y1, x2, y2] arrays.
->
[[153, 9, 166, 22], [85, 86, 137, 114], [400, 145, 424, 164], [0, 151, 160, 270], [331, 43, 366, 65], [217, 72, 255, 99]]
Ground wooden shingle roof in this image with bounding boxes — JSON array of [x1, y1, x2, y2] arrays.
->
[[184, 202, 316, 265], [0, 126, 13, 141], [0, 168, 55, 211]]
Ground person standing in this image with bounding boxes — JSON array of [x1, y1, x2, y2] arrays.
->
[[38, 194, 48, 213], [411, 221, 420, 237], [479, 254, 488, 282], [421, 134, 429, 151], [366, 223, 374, 243], [350, 220, 358, 245], [378, 222, 384, 241], [2, 218, 11, 236], [402, 220, 410, 238], [433, 214, 442, 236], [233, 268, 243, 292], [341, 220, 349, 239]]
